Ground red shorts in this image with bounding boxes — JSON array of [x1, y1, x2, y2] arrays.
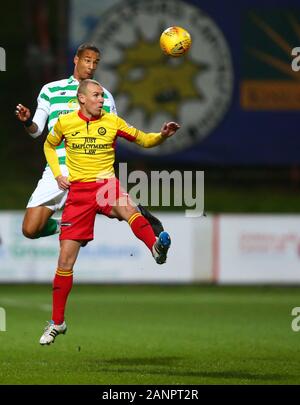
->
[[59, 178, 127, 241]]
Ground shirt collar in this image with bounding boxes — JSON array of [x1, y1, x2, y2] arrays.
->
[[68, 75, 78, 84], [78, 110, 100, 122]]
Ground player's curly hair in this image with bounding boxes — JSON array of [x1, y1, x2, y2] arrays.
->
[[76, 43, 101, 57]]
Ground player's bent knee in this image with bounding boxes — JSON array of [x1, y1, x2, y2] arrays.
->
[[112, 205, 137, 221], [58, 258, 75, 270], [22, 224, 40, 239], [58, 251, 78, 270]]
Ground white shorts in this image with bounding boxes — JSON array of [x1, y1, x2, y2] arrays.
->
[[26, 165, 69, 211]]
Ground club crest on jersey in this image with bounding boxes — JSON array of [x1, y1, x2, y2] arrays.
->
[[68, 99, 79, 109], [97, 127, 107, 135]]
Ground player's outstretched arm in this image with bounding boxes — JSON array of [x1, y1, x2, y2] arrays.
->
[[160, 122, 180, 138], [116, 116, 180, 148], [15, 103, 39, 135]]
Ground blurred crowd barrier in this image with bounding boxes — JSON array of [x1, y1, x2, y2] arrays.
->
[[0, 212, 299, 284]]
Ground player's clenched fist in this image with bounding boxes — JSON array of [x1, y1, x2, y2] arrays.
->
[[15, 104, 31, 122], [160, 122, 180, 138]]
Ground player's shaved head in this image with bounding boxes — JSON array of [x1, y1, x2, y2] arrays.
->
[[77, 79, 104, 117], [77, 79, 102, 97]]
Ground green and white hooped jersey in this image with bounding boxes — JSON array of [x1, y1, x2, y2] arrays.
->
[[37, 75, 117, 165]]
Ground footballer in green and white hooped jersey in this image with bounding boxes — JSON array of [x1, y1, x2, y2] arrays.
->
[[27, 75, 117, 211]]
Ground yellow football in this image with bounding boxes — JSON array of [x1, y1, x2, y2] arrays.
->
[[160, 26, 192, 57]]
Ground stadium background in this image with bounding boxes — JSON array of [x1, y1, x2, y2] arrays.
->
[[1, 0, 300, 386]]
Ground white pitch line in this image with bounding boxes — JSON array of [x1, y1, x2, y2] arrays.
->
[[0, 298, 51, 312]]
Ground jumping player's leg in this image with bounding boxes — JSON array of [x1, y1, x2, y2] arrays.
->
[[109, 195, 171, 264], [107, 202, 164, 237], [22, 206, 58, 239], [24, 165, 68, 239], [137, 204, 164, 237], [40, 182, 96, 346], [98, 178, 171, 263], [110, 195, 156, 250], [39, 239, 82, 346], [51, 239, 82, 324]]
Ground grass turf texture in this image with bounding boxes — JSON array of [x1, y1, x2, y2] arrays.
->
[[0, 284, 300, 385]]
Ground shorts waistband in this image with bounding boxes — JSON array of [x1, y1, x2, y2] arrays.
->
[[70, 178, 117, 188]]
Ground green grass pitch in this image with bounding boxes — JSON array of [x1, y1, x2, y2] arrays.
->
[[0, 284, 300, 385]]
